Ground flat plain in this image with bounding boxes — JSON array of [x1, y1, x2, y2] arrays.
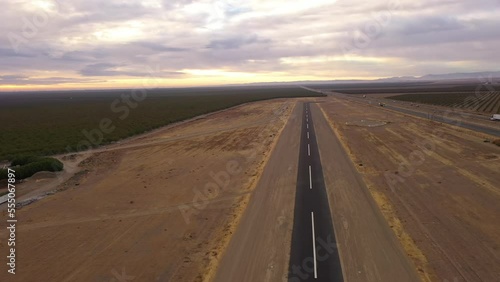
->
[[0, 87, 320, 159], [0, 85, 499, 282], [0, 98, 295, 281], [318, 95, 500, 281]]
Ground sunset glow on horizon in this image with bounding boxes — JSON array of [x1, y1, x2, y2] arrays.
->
[[2, 0, 499, 91]]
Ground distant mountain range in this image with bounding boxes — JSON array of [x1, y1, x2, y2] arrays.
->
[[239, 71, 500, 86], [382, 71, 500, 82]]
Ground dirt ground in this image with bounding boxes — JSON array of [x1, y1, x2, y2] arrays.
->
[[319, 96, 500, 282], [0, 99, 294, 282], [353, 93, 500, 129], [214, 99, 302, 282], [1, 94, 498, 282]]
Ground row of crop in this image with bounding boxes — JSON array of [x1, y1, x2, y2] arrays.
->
[[0, 88, 324, 159], [335, 84, 493, 95], [455, 92, 500, 113], [390, 92, 471, 107], [391, 92, 500, 114]]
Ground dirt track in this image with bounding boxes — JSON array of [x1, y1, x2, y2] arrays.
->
[[214, 100, 301, 281], [312, 102, 420, 282]]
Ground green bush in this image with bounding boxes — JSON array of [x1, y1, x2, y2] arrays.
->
[[0, 169, 7, 180], [0, 157, 63, 180], [10, 155, 42, 166]]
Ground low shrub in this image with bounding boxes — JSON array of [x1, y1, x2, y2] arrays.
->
[[0, 157, 63, 180], [10, 155, 42, 166], [0, 169, 6, 180]]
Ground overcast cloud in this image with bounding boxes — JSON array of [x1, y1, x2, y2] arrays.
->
[[1, 0, 499, 89]]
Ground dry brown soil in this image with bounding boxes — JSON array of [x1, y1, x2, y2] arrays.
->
[[0, 99, 294, 282], [319, 96, 500, 282]]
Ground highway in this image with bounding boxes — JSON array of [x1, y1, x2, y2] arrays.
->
[[383, 103, 500, 137], [328, 91, 500, 137], [288, 103, 343, 281]]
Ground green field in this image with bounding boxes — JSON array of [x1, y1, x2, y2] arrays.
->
[[318, 80, 500, 115], [313, 81, 495, 94], [390, 92, 474, 106], [390, 92, 500, 114], [0, 86, 323, 159]]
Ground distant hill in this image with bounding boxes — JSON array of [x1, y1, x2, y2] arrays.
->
[[383, 71, 500, 82], [418, 71, 500, 81], [237, 71, 500, 87]]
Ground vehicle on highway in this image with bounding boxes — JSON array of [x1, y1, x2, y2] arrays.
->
[[491, 114, 500, 121]]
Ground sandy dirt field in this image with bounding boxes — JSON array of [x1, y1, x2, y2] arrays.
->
[[214, 100, 301, 282], [214, 99, 420, 282], [312, 102, 420, 282], [0, 99, 294, 282], [2, 94, 498, 282], [347, 92, 500, 131], [319, 96, 500, 281]]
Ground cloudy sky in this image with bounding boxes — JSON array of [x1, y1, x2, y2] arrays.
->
[[1, 0, 500, 90]]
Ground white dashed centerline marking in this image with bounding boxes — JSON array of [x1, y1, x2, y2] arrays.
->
[[309, 165, 312, 189], [311, 212, 318, 279], [307, 124, 309, 129], [308, 144, 311, 156], [307, 132, 310, 139]]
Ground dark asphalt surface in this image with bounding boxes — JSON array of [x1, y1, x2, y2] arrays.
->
[[288, 102, 344, 282]]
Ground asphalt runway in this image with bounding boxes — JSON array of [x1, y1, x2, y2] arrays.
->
[[288, 102, 344, 281]]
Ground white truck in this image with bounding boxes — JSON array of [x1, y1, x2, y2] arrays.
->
[[491, 114, 500, 121]]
